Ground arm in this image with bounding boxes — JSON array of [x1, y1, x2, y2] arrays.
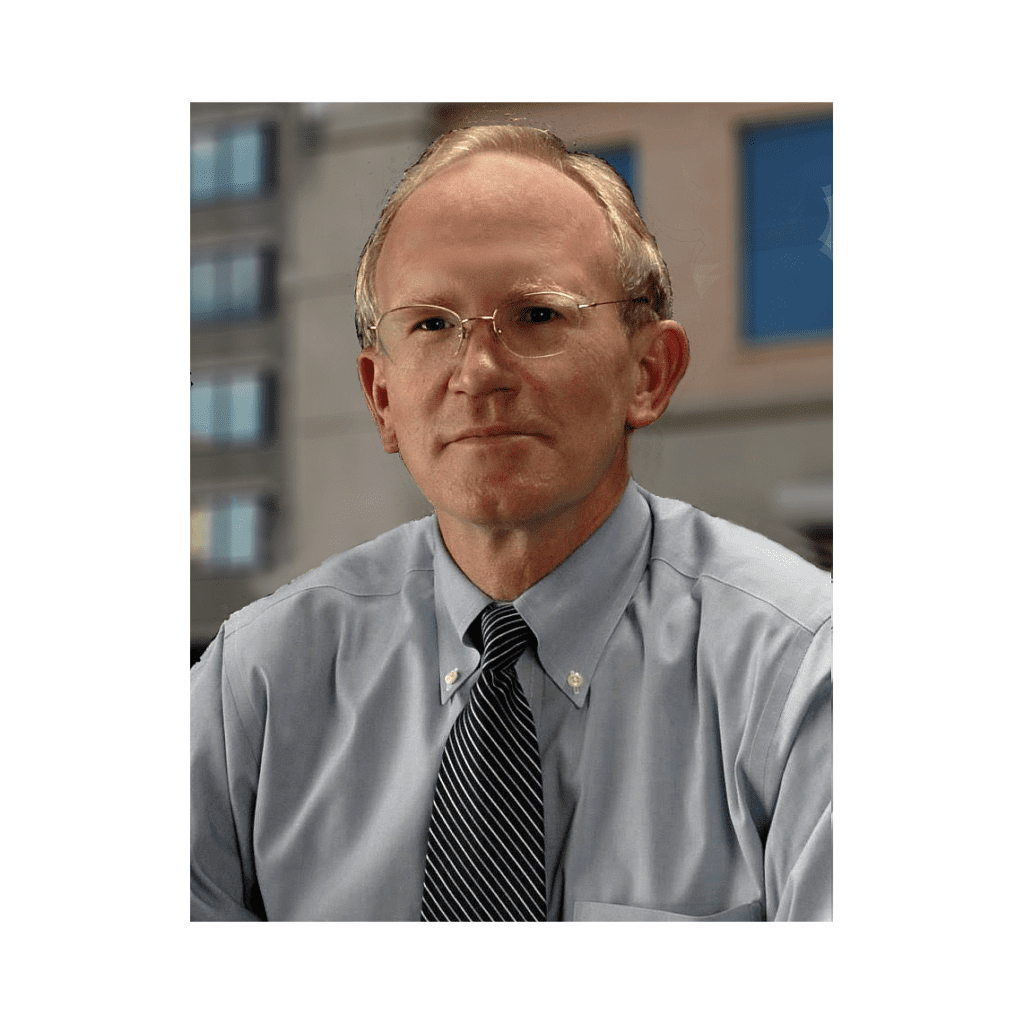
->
[[762, 616, 833, 921], [190, 627, 266, 921]]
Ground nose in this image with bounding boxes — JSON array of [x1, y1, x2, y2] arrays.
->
[[448, 314, 516, 394]]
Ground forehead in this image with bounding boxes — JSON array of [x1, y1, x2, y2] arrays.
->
[[375, 152, 617, 304]]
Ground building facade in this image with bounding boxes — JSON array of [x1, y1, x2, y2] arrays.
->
[[191, 102, 832, 663]]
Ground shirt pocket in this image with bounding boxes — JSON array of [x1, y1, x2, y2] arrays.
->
[[572, 900, 763, 922]]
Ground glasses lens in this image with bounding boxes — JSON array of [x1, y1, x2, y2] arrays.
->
[[496, 292, 582, 357], [377, 306, 460, 366]]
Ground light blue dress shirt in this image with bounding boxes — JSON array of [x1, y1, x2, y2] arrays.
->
[[191, 480, 832, 921]]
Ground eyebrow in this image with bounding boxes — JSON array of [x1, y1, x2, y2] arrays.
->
[[513, 279, 586, 301], [396, 281, 588, 310]]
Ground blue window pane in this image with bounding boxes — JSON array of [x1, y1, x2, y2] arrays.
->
[[229, 254, 260, 317], [191, 135, 216, 203], [192, 252, 262, 324], [228, 496, 257, 566], [229, 375, 261, 442], [231, 128, 263, 196], [743, 119, 832, 342], [198, 494, 267, 570], [592, 145, 637, 207], [191, 380, 213, 439], [189, 122, 266, 204], [210, 381, 231, 441], [210, 505, 232, 562], [193, 122, 273, 206], [191, 261, 216, 320], [192, 371, 269, 446], [214, 136, 233, 196]]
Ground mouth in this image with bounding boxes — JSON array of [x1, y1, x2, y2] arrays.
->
[[448, 427, 541, 444]]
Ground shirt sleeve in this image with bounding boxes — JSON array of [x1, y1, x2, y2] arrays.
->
[[762, 615, 833, 922], [190, 626, 266, 921]]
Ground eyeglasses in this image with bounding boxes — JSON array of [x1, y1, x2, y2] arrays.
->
[[366, 291, 648, 367]]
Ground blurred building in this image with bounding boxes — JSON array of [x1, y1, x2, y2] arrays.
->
[[191, 102, 832, 665]]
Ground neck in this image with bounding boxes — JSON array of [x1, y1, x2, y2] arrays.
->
[[436, 473, 630, 601]]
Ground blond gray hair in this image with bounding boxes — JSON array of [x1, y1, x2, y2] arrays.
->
[[354, 125, 673, 348]]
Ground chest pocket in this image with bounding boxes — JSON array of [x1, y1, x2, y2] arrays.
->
[[572, 900, 763, 922]]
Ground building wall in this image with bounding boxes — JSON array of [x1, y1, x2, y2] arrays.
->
[[261, 104, 436, 596], [191, 102, 292, 645]]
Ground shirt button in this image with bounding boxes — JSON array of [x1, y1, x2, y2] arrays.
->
[[567, 671, 583, 693], [444, 669, 459, 686]]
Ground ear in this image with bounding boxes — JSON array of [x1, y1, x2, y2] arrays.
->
[[626, 320, 690, 430], [357, 347, 400, 453]]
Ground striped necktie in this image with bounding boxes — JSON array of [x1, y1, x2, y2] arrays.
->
[[420, 602, 546, 921]]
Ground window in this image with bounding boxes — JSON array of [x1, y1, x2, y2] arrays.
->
[[191, 246, 277, 324], [191, 122, 277, 206], [590, 145, 638, 208], [191, 492, 274, 572], [741, 118, 832, 343], [191, 367, 276, 447]]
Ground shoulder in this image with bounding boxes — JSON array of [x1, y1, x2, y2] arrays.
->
[[641, 488, 831, 635], [191, 516, 439, 729], [222, 515, 437, 643]]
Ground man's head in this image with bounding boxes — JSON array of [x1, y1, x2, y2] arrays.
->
[[356, 126, 689, 552]]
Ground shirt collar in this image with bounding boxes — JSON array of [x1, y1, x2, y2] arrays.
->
[[432, 479, 652, 708]]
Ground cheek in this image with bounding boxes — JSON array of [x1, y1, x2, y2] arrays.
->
[[562, 353, 633, 422], [388, 379, 442, 448]]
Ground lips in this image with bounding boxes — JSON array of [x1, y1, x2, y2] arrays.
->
[[446, 426, 542, 444]]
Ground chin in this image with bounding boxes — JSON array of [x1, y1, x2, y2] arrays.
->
[[451, 495, 549, 531], [442, 476, 583, 533]]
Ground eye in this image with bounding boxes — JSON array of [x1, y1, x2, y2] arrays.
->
[[518, 305, 562, 325], [413, 315, 454, 332]]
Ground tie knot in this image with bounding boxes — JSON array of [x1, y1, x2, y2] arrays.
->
[[479, 603, 533, 675]]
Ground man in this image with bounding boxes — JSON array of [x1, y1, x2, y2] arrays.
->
[[191, 125, 832, 921]]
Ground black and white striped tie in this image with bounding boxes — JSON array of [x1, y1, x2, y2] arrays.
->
[[420, 602, 546, 921]]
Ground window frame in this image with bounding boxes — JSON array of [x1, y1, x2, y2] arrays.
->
[[190, 244, 278, 326], [190, 364, 277, 449], [190, 121, 278, 207], [190, 490, 276, 574]]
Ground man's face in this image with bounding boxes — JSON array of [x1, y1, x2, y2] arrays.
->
[[359, 152, 654, 541]]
